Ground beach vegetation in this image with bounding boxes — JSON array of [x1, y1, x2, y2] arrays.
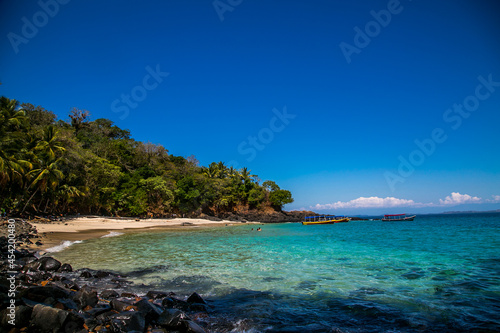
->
[[0, 96, 294, 217]]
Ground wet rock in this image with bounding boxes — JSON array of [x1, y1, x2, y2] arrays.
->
[[79, 270, 93, 278], [110, 311, 146, 333], [35, 240, 43, 246], [21, 270, 52, 284], [22, 260, 42, 272], [146, 290, 171, 299], [111, 299, 136, 312], [0, 305, 32, 328], [157, 308, 187, 329], [94, 270, 112, 278], [84, 304, 112, 317], [189, 303, 210, 312], [187, 292, 206, 305], [121, 292, 137, 298], [100, 289, 119, 299], [185, 319, 207, 333], [55, 297, 78, 311], [135, 298, 163, 324], [23, 285, 71, 302], [161, 296, 189, 310], [37, 256, 62, 271], [30, 304, 84, 333], [58, 263, 73, 272], [73, 285, 98, 309]]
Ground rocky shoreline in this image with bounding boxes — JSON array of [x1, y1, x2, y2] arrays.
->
[[0, 220, 219, 332]]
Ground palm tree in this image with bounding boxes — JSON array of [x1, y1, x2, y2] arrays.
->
[[239, 167, 256, 183], [0, 97, 28, 184], [216, 161, 227, 178], [35, 125, 66, 159], [21, 157, 64, 214]]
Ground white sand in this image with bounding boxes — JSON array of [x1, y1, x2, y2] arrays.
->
[[32, 217, 238, 234], [30, 216, 254, 251]]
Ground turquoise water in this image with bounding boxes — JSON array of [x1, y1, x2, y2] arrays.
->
[[54, 213, 500, 332]]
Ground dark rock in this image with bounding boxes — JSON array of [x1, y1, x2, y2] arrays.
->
[[23, 285, 71, 302], [100, 289, 119, 299], [96, 310, 120, 323], [73, 285, 98, 309], [94, 270, 111, 278], [146, 290, 171, 299], [187, 292, 206, 305], [84, 304, 112, 317], [55, 297, 78, 311], [0, 305, 32, 328], [58, 263, 73, 272], [30, 304, 84, 333], [21, 270, 52, 284], [189, 303, 209, 312], [35, 240, 43, 246], [111, 299, 136, 312], [134, 298, 163, 324], [110, 311, 146, 333], [161, 297, 189, 310], [121, 292, 137, 298], [185, 319, 207, 333], [79, 270, 93, 278], [37, 257, 61, 271], [22, 260, 42, 272], [157, 308, 187, 329]]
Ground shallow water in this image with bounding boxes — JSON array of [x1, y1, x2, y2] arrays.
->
[[54, 213, 500, 332]]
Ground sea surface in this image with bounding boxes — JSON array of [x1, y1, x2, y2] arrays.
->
[[53, 213, 500, 332]]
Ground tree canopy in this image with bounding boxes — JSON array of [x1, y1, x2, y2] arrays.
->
[[0, 97, 294, 217]]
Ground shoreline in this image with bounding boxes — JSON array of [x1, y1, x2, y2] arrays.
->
[[30, 216, 255, 251]]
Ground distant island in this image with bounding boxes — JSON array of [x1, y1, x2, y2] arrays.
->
[[0, 97, 297, 220], [440, 209, 500, 214]]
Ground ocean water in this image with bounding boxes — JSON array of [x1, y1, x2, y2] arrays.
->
[[53, 213, 500, 332]]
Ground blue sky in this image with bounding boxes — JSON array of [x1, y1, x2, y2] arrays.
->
[[1, 0, 500, 214]]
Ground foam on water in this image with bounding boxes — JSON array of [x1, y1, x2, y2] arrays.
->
[[45, 240, 83, 253], [100, 231, 125, 238]]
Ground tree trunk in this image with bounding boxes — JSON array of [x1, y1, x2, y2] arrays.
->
[[21, 188, 39, 214]]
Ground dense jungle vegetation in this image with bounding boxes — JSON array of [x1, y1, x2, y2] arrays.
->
[[0, 97, 293, 217]]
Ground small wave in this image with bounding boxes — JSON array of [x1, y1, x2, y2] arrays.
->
[[101, 231, 125, 238], [45, 240, 83, 253]]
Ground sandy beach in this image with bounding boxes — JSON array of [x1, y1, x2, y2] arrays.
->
[[31, 216, 251, 251]]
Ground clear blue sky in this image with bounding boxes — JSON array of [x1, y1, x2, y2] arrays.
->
[[1, 0, 500, 214]]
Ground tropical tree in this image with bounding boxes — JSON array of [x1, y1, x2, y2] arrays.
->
[[35, 125, 66, 159], [0, 97, 28, 184], [22, 157, 64, 213]]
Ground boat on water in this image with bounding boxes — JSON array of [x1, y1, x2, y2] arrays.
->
[[381, 214, 416, 221], [302, 215, 350, 225]]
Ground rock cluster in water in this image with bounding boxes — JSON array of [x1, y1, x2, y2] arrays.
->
[[0, 236, 209, 332], [209, 210, 317, 223]]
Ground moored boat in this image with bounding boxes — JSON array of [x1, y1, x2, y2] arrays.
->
[[381, 214, 416, 221], [302, 215, 350, 225]]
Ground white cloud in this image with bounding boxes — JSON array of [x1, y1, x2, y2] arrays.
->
[[312, 192, 488, 211], [438, 192, 481, 206], [313, 196, 423, 210], [486, 195, 500, 203]]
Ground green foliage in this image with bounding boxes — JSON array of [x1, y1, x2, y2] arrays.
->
[[269, 190, 294, 210], [0, 96, 294, 216]]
